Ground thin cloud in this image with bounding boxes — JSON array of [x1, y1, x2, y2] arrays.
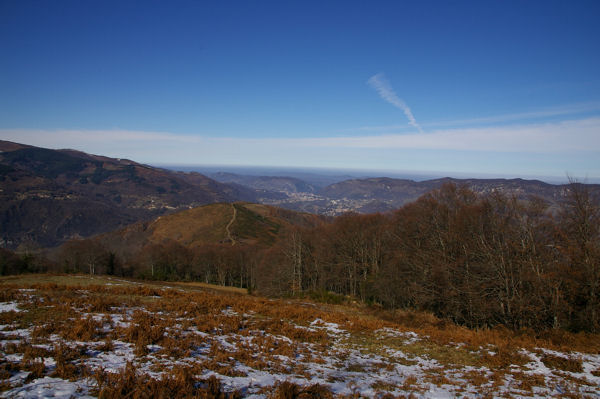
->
[[309, 118, 600, 152], [2, 117, 599, 155], [423, 101, 600, 128], [367, 73, 423, 133], [347, 102, 600, 133], [2, 117, 599, 179]]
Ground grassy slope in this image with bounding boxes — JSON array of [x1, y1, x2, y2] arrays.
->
[[148, 203, 234, 246], [99, 202, 323, 252]]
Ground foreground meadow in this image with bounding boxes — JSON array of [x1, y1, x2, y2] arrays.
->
[[1, 275, 599, 398]]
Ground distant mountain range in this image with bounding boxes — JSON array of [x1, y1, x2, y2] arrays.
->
[[212, 173, 600, 216], [2, 140, 599, 249], [210, 172, 317, 194]]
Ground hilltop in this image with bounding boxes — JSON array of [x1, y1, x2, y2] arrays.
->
[[94, 202, 325, 257], [45, 201, 326, 284]]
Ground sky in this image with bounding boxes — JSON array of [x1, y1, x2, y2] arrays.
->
[[1, 0, 599, 181]]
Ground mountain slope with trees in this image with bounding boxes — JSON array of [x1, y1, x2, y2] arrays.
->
[[53, 202, 326, 284], [0, 141, 258, 249]]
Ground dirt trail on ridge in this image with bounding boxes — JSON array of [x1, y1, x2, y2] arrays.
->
[[225, 203, 237, 245]]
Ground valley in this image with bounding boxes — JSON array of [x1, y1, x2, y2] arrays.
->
[[208, 172, 600, 216], [3, 140, 599, 251]]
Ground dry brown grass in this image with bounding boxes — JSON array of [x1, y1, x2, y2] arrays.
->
[[15, 274, 596, 358], [0, 310, 21, 326], [512, 372, 547, 393], [541, 353, 584, 373], [51, 343, 88, 380], [63, 315, 104, 342], [3, 274, 600, 398], [21, 359, 45, 381], [148, 203, 232, 246], [97, 336, 114, 352], [173, 281, 247, 295], [369, 305, 600, 355], [370, 380, 399, 393], [20, 343, 51, 363], [0, 356, 20, 379], [269, 380, 333, 399], [254, 319, 329, 345], [481, 344, 530, 369], [461, 369, 490, 387], [94, 362, 242, 399], [400, 375, 421, 392], [117, 310, 167, 356]]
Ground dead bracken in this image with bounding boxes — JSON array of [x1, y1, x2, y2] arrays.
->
[[1, 274, 600, 398]]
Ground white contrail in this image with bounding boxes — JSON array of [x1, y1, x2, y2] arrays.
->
[[367, 73, 423, 133]]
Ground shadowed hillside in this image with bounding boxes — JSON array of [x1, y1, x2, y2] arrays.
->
[[0, 141, 258, 249]]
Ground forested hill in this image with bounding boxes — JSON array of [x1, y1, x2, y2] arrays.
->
[[320, 177, 575, 203], [0, 141, 258, 249], [50, 202, 326, 284], [256, 182, 600, 332]]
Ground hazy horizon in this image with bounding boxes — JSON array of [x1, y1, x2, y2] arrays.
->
[[157, 163, 596, 185]]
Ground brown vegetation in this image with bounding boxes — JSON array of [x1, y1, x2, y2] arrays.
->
[[94, 362, 241, 399], [1, 276, 600, 397], [257, 181, 600, 333], [540, 353, 583, 373], [2, 181, 599, 338]]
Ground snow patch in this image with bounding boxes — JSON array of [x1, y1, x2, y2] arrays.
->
[[0, 302, 22, 313], [1, 377, 94, 398]]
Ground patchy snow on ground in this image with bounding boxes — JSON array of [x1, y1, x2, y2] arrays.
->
[[5, 377, 95, 399], [2, 283, 600, 398]]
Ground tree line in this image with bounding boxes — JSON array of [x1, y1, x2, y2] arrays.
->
[[2, 182, 598, 332], [258, 182, 599, 332]]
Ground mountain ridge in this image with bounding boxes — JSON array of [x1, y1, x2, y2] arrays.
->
[[3, 140, 599, 249], [216, 173, 600, 215], [0, 141, 258, 249]]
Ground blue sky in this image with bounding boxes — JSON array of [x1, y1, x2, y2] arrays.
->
[[1, 0, 599, 181]]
